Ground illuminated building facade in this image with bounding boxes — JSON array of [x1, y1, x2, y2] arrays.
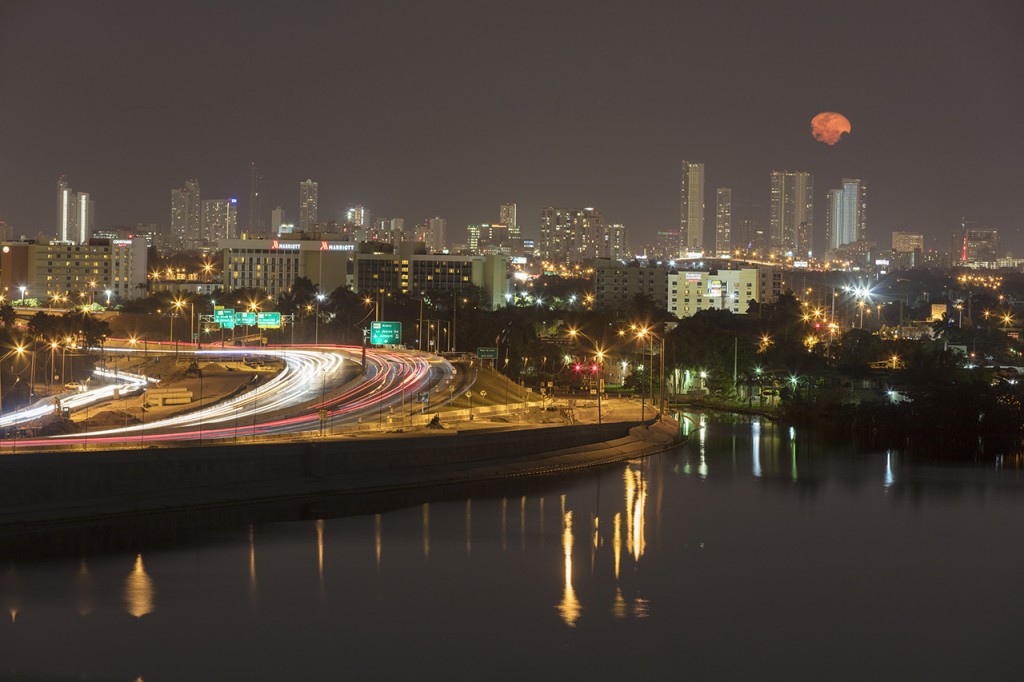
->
[[680, 161, 705, 254], [715, 187, 732, 257], [353, 253, 510, 309], [171, 178, 201, 249], [499, 203, 518, 238], [952, 220, 999, 266], [825, 178, 867, 252], [299, 179, 318, 232], [56, 175, 94, 244], [892, 231, 924, 253], [1, 238, 148, 301], [668, 268, 764, 318], [593, 258, 670, 311], [202, 198, 238, 246], [221, 234, 356, 297], [539, 207, 604, 265], [769, 171, 813, 256]]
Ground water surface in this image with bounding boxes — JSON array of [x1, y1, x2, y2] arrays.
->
[[1, 413, 1022, 681]]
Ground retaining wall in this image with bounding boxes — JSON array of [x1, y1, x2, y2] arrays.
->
[[0, 420, 665, 525]]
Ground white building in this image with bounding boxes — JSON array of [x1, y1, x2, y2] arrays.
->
[[56, 176, 95, 244], [0, 238, 148, 301], [668, 268, 769, 318], [202, 198, 238, 246]]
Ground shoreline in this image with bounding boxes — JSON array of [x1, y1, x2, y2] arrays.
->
[[0, 417, 683, 530]]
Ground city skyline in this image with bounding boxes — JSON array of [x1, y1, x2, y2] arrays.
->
[[1, 2, 1020, 253]]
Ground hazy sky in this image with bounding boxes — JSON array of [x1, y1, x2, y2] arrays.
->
[[1, 1, 1021, 252]]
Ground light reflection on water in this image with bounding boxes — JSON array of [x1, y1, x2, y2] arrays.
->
[[1, 413, 1024, 679], [123, 554, 153, 618]]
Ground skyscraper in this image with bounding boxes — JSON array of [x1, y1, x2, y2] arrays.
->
[[202, 198, 238, 245], [680, 161, 705, 255], [499, 203, 517, 237], [466, 225, 481, 253], [715, 187, 732, 257], [76, 191, 93, 243], [428, 216, 447, 252], [539, 207, 604, 265], [56, 176, 94, 244], [825, 178, 867, 252], [769, 171, 813, 256], [171, 178, 201, 249], [57, 175, 72, 241], [299, 179, 318, 232], [271, 207, 287, 234], [346, 205, 369, 231], [248, 163, 264, 233]]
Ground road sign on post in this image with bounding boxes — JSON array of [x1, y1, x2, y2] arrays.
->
[[214, 307, 236, 329], [257, 312, 282, 329], [370, 321, 402, 345], [235, 311, 256, 326], [477, 347, 497, 359]]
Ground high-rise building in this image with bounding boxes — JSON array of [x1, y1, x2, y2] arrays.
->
[[466, 225, 481, 253], [299, 179, 318, 232], [75, 192, 94, 243], [769, 171, 813, 256], [56, 176, 94, 244], [656, 230, 681, 260], [57, 175, 72, 241], [248, 163, 264, 233], [953, 219, 999, 265], [202, 198, 238, 245], [825, 178, 867, 252], [428, 217, 446, 252], [600, 224, 627, 260], [346, 205, 368, 229], [715, 188, 732, 257], [892, 231, 924, 253], [680, 161, 705, 254], [499, 203, 517, 235], [539, 207, 604, 265], [170, 178, 201, 249], [271, 207, 287, 234]]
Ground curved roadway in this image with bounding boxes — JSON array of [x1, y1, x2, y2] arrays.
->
[[6, 346, 457, 448]]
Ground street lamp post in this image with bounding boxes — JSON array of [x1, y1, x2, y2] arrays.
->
[[315, 293, 326, 344]]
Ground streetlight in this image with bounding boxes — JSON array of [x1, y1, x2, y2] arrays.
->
[[635, 326, 666, 420], [315, 293, 326, 344], [171, 297, 186, 359], [105, 289, 112, 307]]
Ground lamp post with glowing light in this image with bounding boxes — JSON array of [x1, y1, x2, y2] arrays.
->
[[171, 297, 186, 359], [315, 293, 326, 344], [634, 326, 666, 419]]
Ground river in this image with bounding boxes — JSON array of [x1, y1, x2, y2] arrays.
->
[[1, 412, 1022, 681]]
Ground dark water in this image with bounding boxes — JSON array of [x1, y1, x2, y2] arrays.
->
[[2, 413, 1023, 681]]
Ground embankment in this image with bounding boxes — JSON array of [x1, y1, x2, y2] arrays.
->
[[0, 418, 681, 528]]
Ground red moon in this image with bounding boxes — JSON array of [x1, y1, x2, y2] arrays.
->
[[811, 112, 851, 145]]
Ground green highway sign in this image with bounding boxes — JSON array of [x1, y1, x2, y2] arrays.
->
[[214, 307, 236, 329], [370, 321, 402, 345], [257, 311, 282, 329], [235, 311, 257, 326], [477, 347, 498, 359]]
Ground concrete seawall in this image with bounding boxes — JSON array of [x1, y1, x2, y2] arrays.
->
[[0, 418, 682, 527]]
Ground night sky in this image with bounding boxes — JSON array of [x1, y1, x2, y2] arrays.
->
[[1, 1, 1021, 253]]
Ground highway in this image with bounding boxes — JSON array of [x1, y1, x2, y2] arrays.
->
[[4, 345, 458, 448]]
